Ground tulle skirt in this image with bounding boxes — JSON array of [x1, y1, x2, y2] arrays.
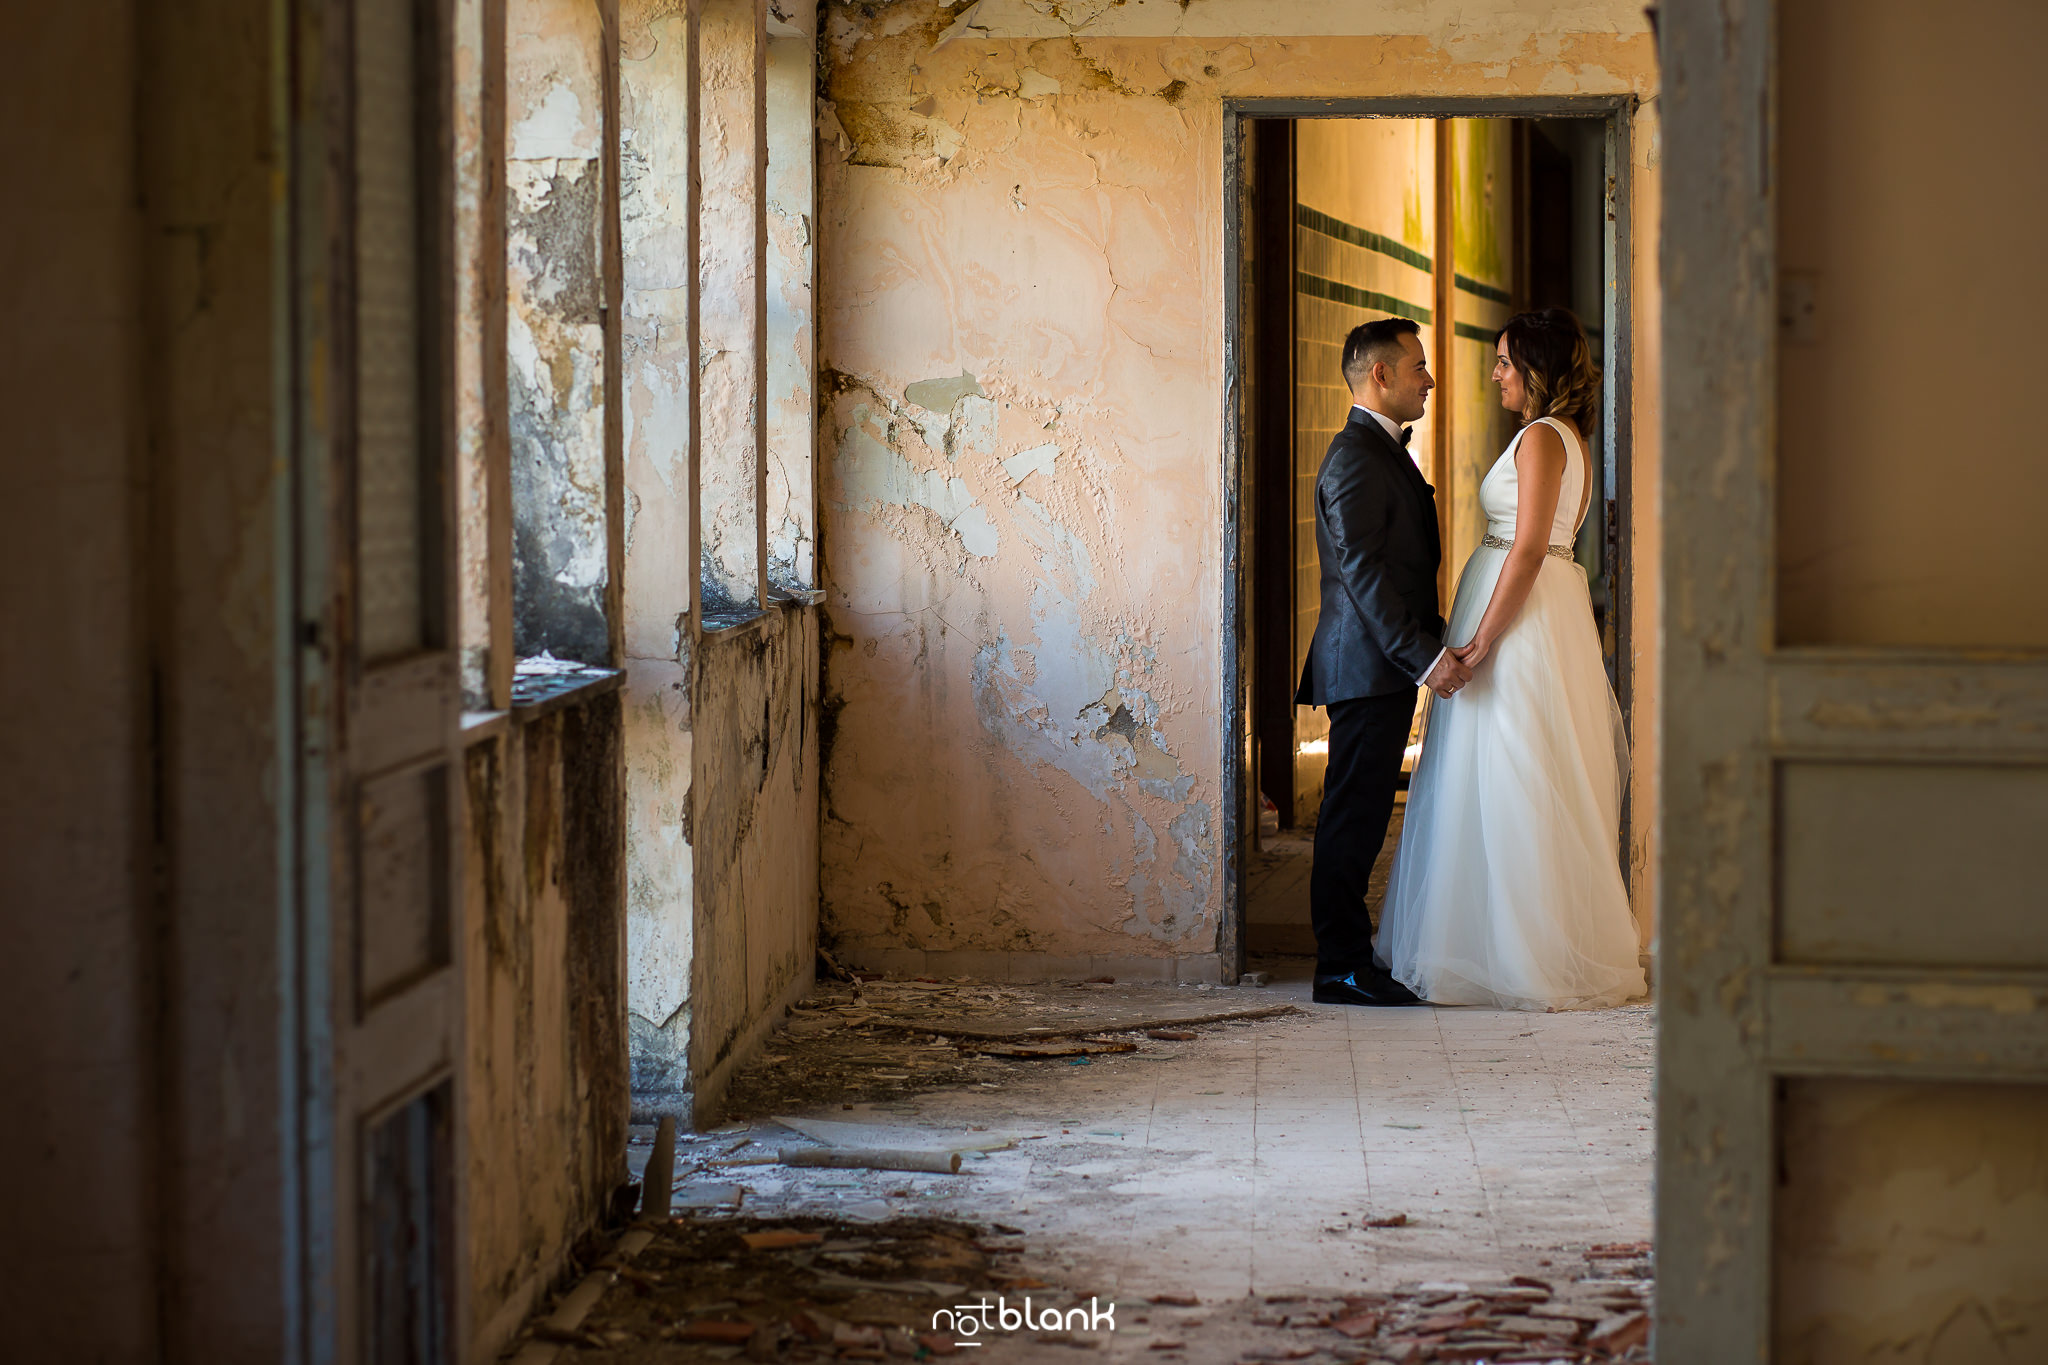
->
[[1374, 545, 1647, 1010]]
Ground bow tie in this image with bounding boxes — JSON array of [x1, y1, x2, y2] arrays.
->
[[1399, 426, 1413, 448]]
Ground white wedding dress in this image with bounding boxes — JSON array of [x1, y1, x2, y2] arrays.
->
[[1375, 417, 1646, 1010]]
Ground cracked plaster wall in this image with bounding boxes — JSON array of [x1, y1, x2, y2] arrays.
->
[[816, 0, 1660, 967], [618, 0, 701, 1113], [698, 0, 768, 612], [767, 15, 819, 587]]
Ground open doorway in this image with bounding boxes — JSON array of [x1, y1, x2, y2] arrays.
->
[[1224, 104, 1637, 968]]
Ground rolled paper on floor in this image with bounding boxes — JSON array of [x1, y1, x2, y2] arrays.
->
[[777, 1146, 962, 1174]]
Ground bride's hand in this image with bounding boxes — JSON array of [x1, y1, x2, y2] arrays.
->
[[1452, 635, 1493, 671]]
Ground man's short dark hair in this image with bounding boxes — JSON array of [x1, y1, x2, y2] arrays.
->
[[1341, 317, 1421, 389]]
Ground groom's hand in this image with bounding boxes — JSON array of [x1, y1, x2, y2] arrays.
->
[[1423, 652, 1472, 699]]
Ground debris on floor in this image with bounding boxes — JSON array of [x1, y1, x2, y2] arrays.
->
[[1126, 1241, 1654, 1363], [503, 1214, 1063, 1363], [718, 977, 1298, 1116], [596, 965, 1657, 1363], [506, 1216, 1656, 1363]]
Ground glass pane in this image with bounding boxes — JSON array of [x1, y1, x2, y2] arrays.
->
[[364, 1083, 452, 1365], [356, 0, 424, 661]]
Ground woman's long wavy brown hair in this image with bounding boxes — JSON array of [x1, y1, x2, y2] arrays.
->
[[1497, 307, 1600, 432]]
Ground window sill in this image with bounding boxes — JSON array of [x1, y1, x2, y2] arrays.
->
[[462, 709, 510, 746], [698, 588, 823, 641], [509, 657, 624, 721]]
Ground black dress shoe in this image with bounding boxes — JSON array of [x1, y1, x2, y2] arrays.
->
[[1312, 968, 1425, 1007]]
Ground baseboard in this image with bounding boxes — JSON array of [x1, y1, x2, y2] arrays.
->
[[469, 1239, 579, 1365], [686, 964, 819, 1129], [830, 946, 1227, 986]]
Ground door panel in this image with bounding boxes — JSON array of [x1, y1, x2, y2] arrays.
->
[[1657, 3, 2048, 1359], [298, 0, 465, 1355], [357, 763, 452, 1006], [1776, 760, 2048, 969], [1774, 1078, 2048, 1363]]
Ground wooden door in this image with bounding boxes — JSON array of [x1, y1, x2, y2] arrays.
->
[[295, 0, 465, 1357], [1657, 3, 2048, 1359]]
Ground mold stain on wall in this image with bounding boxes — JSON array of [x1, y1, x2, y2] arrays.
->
[[508, 2, 612, 664]]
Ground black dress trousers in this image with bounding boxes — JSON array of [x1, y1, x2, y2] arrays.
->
[[1309, 689, 1418, 975]]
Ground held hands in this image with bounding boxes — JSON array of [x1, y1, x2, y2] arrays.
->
[[1422, 651, 1474, 699], [1450, 634, 1494, 672]]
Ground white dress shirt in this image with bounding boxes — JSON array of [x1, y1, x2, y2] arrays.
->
[[1350, 404, 1448, 686]]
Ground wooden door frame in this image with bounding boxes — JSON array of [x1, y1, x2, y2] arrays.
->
[[1219, 95, 1639, 984], [1248, 118, 1298, 833]]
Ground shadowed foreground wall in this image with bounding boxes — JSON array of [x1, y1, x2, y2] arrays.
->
[[816, 0, 1661, 976], [1777, 0, 2048, 649]]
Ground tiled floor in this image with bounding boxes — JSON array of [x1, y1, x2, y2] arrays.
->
[[686, 962, 1655, 1306]]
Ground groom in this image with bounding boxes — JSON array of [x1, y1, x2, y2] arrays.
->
[[1295, 318, 1470, 1007]]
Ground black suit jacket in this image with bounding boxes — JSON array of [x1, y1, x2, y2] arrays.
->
[[1294, 409, 1446, 704]]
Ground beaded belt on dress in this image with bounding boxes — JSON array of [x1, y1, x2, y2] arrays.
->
[[1482, 532, 1575, 561]]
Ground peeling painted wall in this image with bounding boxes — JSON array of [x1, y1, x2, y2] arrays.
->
[[464, 700, 630, 1358], [618, 0, 702, 1118], [687, 608, 822, 1121], [816, 0, 1660, 972], [620, 0, 698, 664], [767, 10, 819, 587], [698, 0, 768, 612], [510, 0, 613, 663]]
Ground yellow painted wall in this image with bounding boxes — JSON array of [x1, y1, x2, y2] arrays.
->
[[1292, 117, 1437, 815], [1445, 118, 1517, 581]]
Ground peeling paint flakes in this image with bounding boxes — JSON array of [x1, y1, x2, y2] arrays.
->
[[837, 411, 997, 557], [904, 371, 985, 414], [1016, 67, 1061, 99], [954, 394, 997, 456], [511, 83, 593, 160], [1001, 441, 1058, 484], [951, 504, 1000, 558]]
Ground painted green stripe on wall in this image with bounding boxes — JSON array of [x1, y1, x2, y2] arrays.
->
[[1454, 274, 1512, 306], [1294, 204, 1434, 273], [1295, 271, 1432, 325], [1453, 321, 1498, 342]]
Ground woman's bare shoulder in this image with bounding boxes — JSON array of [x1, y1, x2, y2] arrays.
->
[[1514, 420, 1568, 472]]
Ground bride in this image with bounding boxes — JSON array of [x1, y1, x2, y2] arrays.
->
[[1374, 307, 1646, 1010]]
